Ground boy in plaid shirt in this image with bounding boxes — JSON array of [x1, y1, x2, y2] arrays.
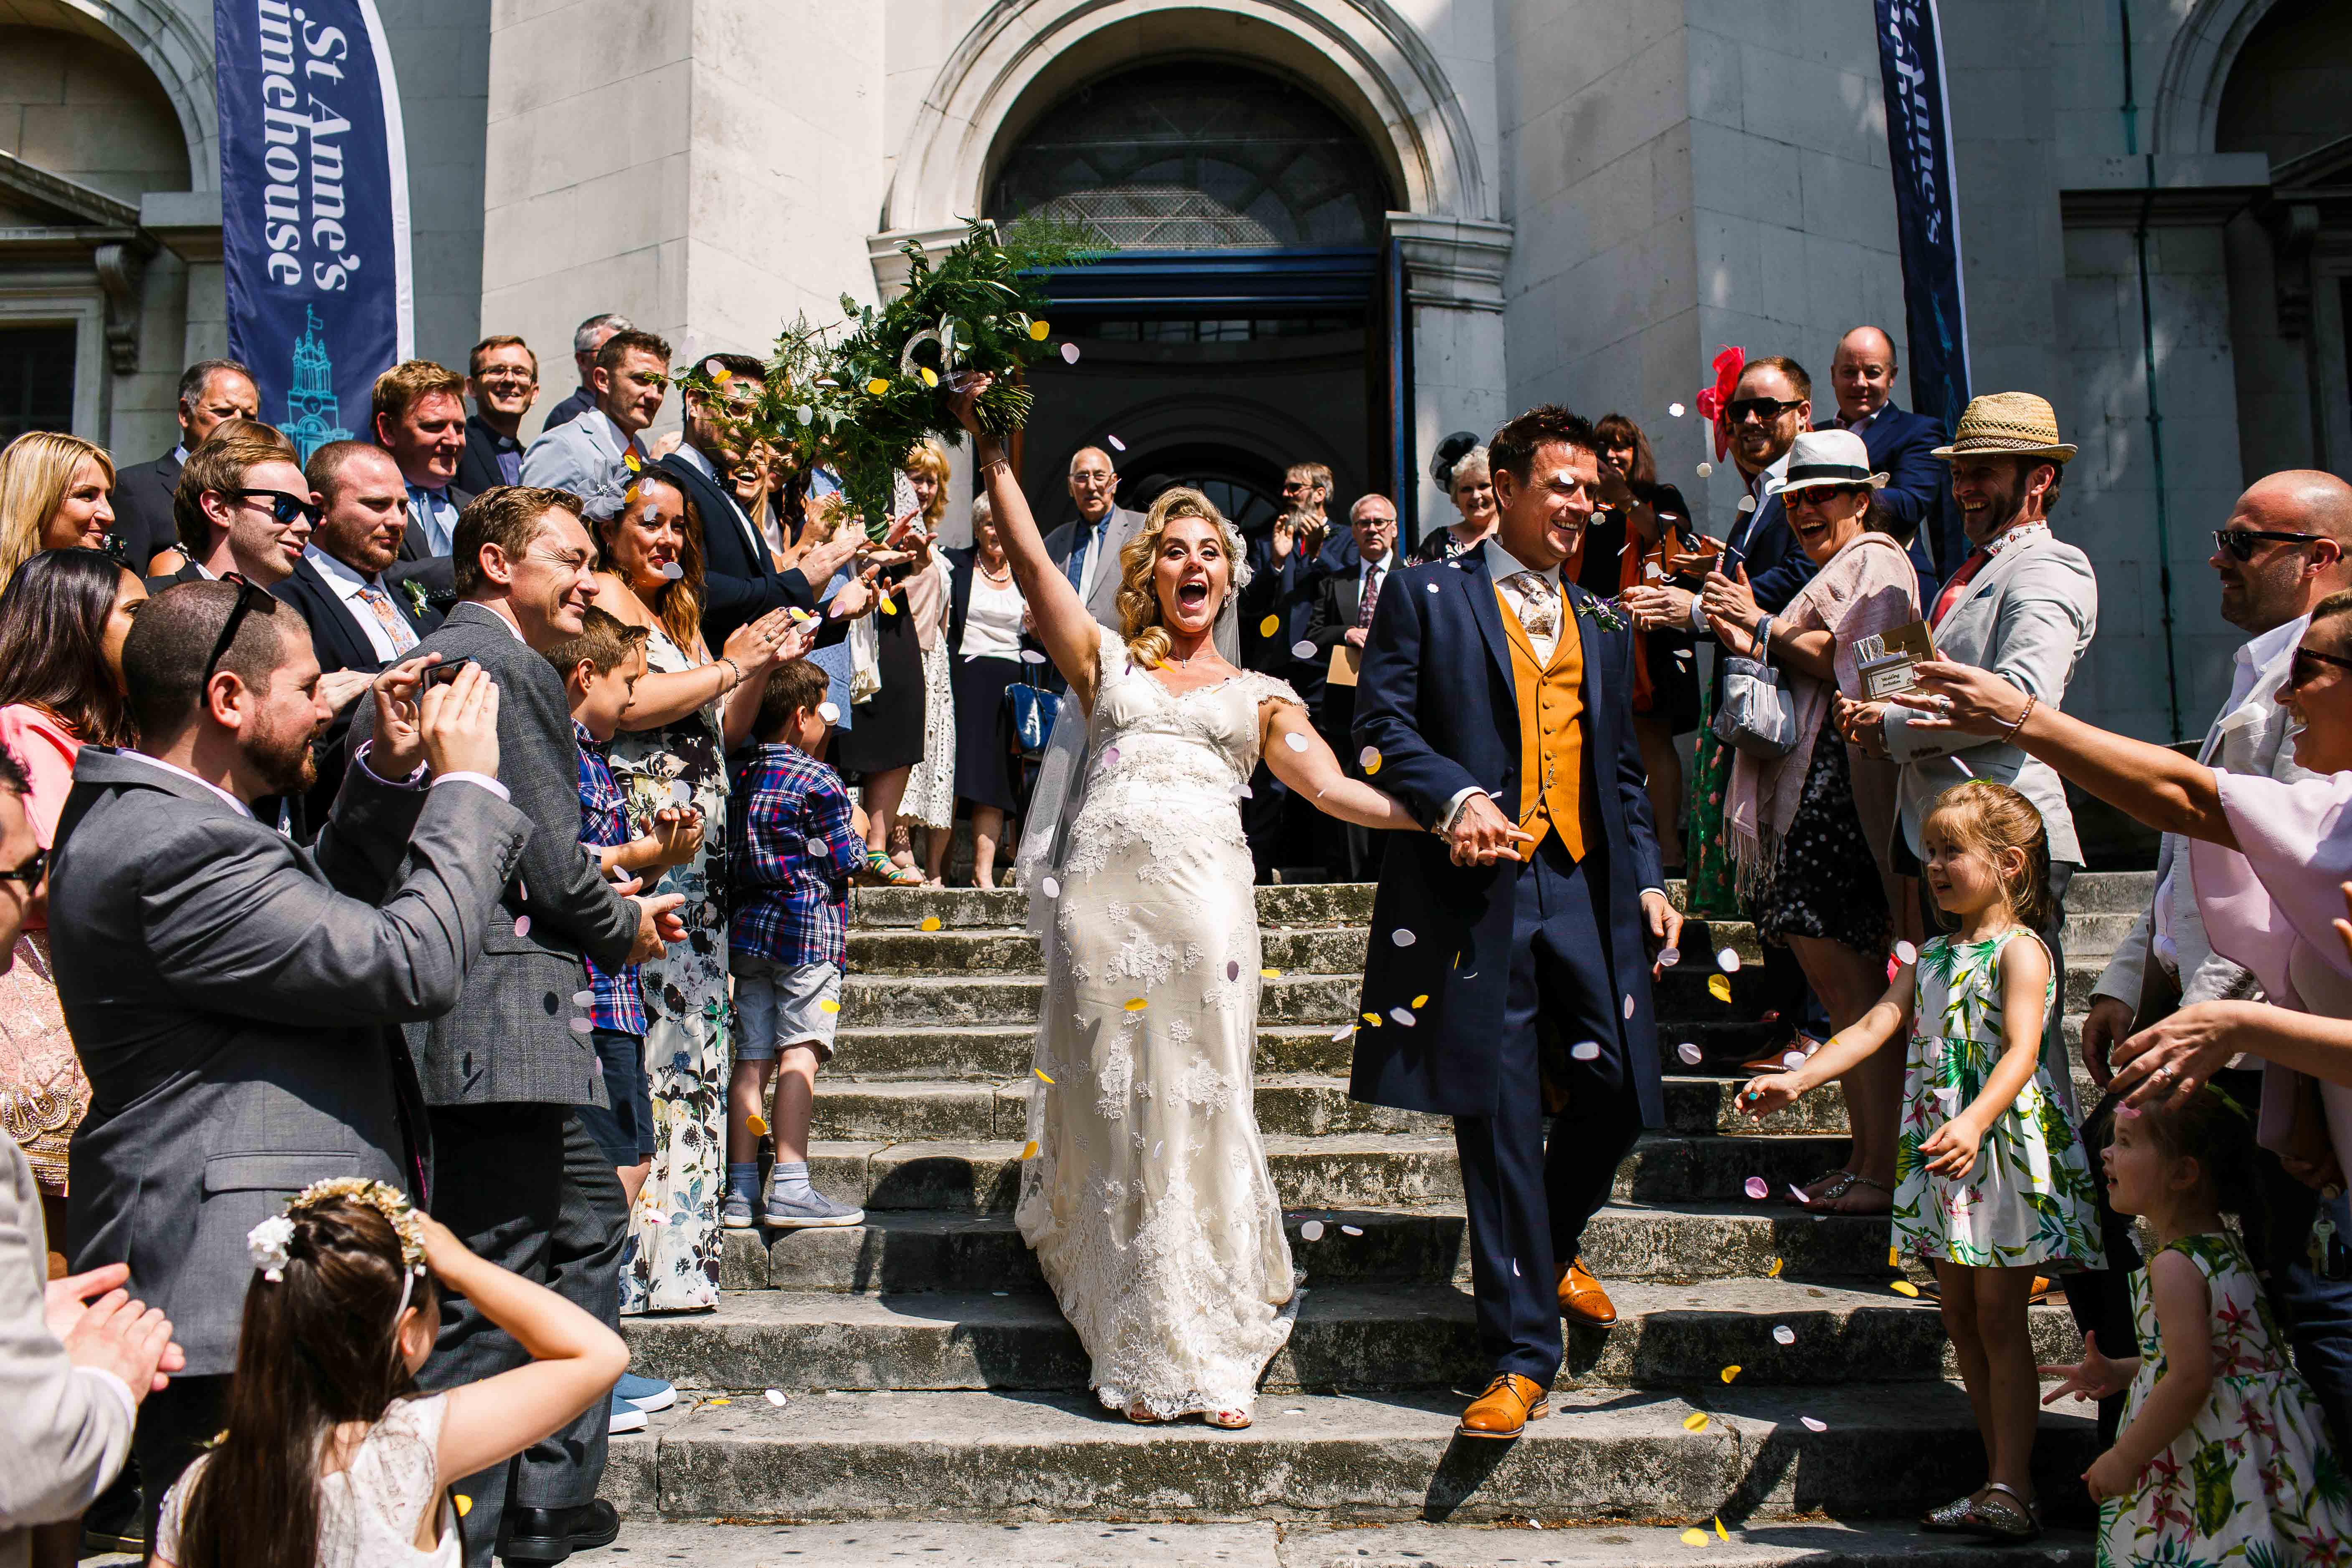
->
[[725, 658, 870, 1229]]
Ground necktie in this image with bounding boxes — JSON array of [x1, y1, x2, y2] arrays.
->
[[1505, 571, 1558, 640], [1067, 518, 1107, 594], [360, 583, 420, 655], [1356, 563, 1383, 628], [1930, 550, 1990, 629]]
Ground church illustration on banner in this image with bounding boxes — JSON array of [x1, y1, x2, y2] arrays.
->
[[282, 306, 355, 461]]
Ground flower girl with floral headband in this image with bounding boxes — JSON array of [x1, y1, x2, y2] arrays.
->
[[152, 1180, 626, 1568]]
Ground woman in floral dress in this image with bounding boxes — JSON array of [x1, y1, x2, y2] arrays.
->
[[592, 471, 800, 1312]]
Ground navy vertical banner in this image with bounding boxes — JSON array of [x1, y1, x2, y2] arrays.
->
[[1872, 0, 1970, 433], [215, 0, 411, 461]]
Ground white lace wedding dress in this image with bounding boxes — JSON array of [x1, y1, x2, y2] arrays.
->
[[1015, 628, 1303, 1419]]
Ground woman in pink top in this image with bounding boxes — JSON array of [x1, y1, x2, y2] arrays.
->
[[0, 547, 146, 1230]]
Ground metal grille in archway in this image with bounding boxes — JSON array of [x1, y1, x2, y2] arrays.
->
[[988, 63, 1393, 249]]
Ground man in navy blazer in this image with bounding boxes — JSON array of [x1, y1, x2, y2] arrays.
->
[[1827, 326, 1959, 602], [1350, 405, 1682, 1440]]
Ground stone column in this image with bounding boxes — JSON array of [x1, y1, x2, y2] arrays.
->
[[1389, 213, 1513, 531]]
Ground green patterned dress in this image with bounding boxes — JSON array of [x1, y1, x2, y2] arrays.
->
[[2099, 1230, 2352, 1568], [1891, 931, 2104, 1270]]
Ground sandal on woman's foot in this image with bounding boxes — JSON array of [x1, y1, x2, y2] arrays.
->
[[1818, 1175, 1893, 1216], [860, 850, 923, 887], [1919, 1491, 1981, 1532], [1964, 1482, 2039, 1542], [1124, 1401, 1168, 1424], [1795, 1170, 1856, 1207], [1204, 1409, 1252, 1429]]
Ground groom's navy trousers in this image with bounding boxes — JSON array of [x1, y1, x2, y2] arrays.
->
[[1458, 829, 1640, 1386]]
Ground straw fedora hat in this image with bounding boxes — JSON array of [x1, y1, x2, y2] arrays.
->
[[1765, 429, 1889, 497], [1931, 391, 2077, 463]]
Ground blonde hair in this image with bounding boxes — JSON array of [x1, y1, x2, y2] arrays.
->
[[1114, 487, 1250, 668], [903, 438, 951, 529], [0, 431, 116, 591], [1922, 780, 2052, 935]]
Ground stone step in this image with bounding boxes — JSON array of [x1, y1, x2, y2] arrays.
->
[[721, 1201, 1908, 1292], [601, 1383, 2099, 1525], [621, 1281, 2075, 1397], [593, 1517, 2095, 1568]]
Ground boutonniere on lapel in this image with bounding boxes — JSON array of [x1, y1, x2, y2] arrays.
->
[[400, 579, 429, 618], [1575, 595, 1629, 633]]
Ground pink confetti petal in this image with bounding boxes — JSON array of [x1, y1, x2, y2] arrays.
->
[[1623, 993, 1636, 1020], [1060, 342, 1080, 364], [1227, 960, 1241, 981], [573, 990, 594, 1006], [1743, 1176, 1769, 1200], [1570, 1041, 1602, 1061], [514, 916, 531, 939], [568, 1018, 592, 1034], [1657, 947, 1680, 968], [1102, 746, 1120, 765], [1801, 1416, 1828, 1432], [1781, 1051, 1806, 1070], [1677, 1042, 1703, 1065]]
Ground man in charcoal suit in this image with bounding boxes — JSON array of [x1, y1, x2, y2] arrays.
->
[[1351, 405, 1682, 1439], [1300, 494, 1397, 879], [53, 581, 525, 1535], [347, 486, 684, 1566]]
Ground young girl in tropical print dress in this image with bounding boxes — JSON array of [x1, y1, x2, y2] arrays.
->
[[1739, 780, 2105, 1544], [2041, 1087, 2352, 1567]]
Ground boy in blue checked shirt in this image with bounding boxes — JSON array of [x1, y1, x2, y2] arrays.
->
[[725, 657, 870, 1229]]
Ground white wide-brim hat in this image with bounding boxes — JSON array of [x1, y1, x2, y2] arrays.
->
[[1764, 428, 1889, 497]]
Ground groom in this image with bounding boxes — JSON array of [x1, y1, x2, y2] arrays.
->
[[1351, 404, 1680, 1438]]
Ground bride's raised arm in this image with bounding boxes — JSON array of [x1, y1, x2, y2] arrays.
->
[[948, 375, 1104, 711], [1258, 700, 1429, 838]]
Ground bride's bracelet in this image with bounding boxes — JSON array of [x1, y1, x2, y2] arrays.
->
[[2000, 694, 2038, 744]]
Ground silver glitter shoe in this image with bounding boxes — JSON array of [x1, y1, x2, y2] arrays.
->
[[1919, 1492, 1979, 1532]]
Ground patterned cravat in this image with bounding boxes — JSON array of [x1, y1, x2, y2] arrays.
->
[[359, 583, 420, 655], [1356, 561, 1384, 628], [1505, 570, 1558, 640]]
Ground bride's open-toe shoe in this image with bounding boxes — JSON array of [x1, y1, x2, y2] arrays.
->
[[1204, 1409, 1252, 1430], [1124, 1401, 1168, 1424]]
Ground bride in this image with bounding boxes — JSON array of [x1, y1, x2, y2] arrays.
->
[[950, 379, 1417, 1427]]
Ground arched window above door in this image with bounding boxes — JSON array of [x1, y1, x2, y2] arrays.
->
[[987, 63, 1394, 250]]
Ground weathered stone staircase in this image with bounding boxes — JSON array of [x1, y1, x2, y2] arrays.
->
[[599, 875, 2151, 1564]]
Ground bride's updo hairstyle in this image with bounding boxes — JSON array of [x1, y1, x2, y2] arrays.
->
[[1115, 486, 1253, 669]]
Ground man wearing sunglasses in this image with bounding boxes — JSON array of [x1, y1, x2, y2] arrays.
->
[[155, 433, 316, 591], [46, 581, 530, 1541]]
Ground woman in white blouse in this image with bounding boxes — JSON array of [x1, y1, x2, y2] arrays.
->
[[945, 496, 1032, 887]]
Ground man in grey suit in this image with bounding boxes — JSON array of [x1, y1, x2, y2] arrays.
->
[[520, 329, 668, 525], [0, 746, 184, 1568], [1041, 446, 1238, 671], [348, 484, 684, 1566], [51, 580, 526, 1535]]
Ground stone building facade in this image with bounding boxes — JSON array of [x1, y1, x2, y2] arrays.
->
[[0, 0, 2345, 741]]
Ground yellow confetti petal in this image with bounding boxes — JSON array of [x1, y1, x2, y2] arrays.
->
[[1707, 974, 1733, 1003], [1261, 968, 1282, 978], [1888, 1246, 1900, 1268], [1766, 1256, 1784, 1278], [919, 366, 939, 388], [819, 998, 841, 1014], [1260, 614, 1280, 638], [1035, 1067, 1055, 1084], [880, 597, 899, 614], [920, 916, 942, 931], [1715, 1518, 1729, 1542], [1680, 1529, 1708, 1547], [867, 378, 891, 395], [1363, 1011, 1381, 1026], [1890, 1280, 1921, 1298], [1124, 998, 1148, 1012], [1683, 1411, 1709, 1431], [454, 1495, 473, 1517], [707, 1396, 732, 1406], [1021, 1140, 1040, 1159], [1719, 1365, 1741, 1383], [623, 452, 641, 472], [746, 1114, 768, 1135], [712, 365, 733, 383], [1412, 994, 1429, 1008], [1030, 319, 1052, 341]]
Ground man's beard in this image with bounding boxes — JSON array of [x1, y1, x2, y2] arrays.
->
[[246, 715, 319, 798]]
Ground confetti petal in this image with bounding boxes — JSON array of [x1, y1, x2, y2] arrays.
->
[[1743, 1176, 1769, 1199], [1683, 1412, 1710, 1432], [1412, 993, 1429, 1008], [919, 366, 940, 388], [1124, 998, 1147, 1011], [1720, 1365, 1741, 1383], [806, 838, 827, 856], [1889, 1246, 1901, 1267], [1363, 1011, 1381, 1026], [747, 1113, 768, 1135], [1228, 960, 1241, 981], [1262, 968, 1282, 979], [1341, 1224, 1363, 1236], [1358, 746, 1381, 773], [1103, 746, 1120, 765], [514, 915, 531, 939], [1715, 1518, 1729, 1542], [1571, 1040, 1602, 1061], [1890, 1280, 1921, 1298], [1300, 1220, 1325, 1241], [1766, 1257, 1783, 1277], [573, 989, 595, 1006], [920, 916, 942, 932], [765, 1388, 789, 1407], [1020, 648, 1047, 665], [1291, 640, 1317, 660], [1708, 974, 1733, 1003], [1716, 946, 1741, 973], [1108, 435, 1126, 451], [867, 378, 891, 395], [1737, 496, 1756, 513], [660, 560, 684, 580], [1391, 929, 1416, 948], [1788, 1184, 1810, 1203], [1029, 319, 1051, 341], [1390, 1007, 1417, 1027], [707, 1396, 732, 1406], [1624, 993, 1637, 1020], [1426, 582, 1439, 595], [1677, 1041, 1703, 1064], [1260, 615, 1281, 637], [1670, 402, 1687, 418], [1657, 946, 1680, 968], [1894, 940, 1918, 964], [1041, 876, 1061, 898], [1021, 1140, 1040, 1159], [1781, 1051, 1805, 1070], [568, 1016, 592, 1034], [1060, 342, 1080, 364], [1772, 1324, 1795, 1345], [818, 701, 841, 724], [455, 1495, 473, 1518], [1696, 462, 1713, 478], [1801, 1416, 1828, 1432], [1681, 1528, 1709, 1547], [1331, 1024, 1355, 1041], [1035, 1067, 1055, 1084], [1284, 732, 1308, 752], [819, 998, 841, 1013]]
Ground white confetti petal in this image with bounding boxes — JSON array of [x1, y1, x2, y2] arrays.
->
[[660, 561, 684, 580], [1391, 929, 1417, 948], [1513, 1258, 1521, 1277], [1301, 1220, 1325, 1241], [568, 1018, 593, 1034], [1772, 1325, 1795, 1345], [1108, 435, 1126, 451], [1426, 583, 1439, 594], [1341, 1224, 1363, 1236], [1624, 993, 1637, 1020], [817, 702, 841, 724], [1020, 649, 1047, 664], [1670, 402, 1687, 418], [1782, 1051, 1806, 1070], [1042, 876, 1062, 899], [1716, 946, 1741, 974], [1894, 940, 1918, 965], [573, 989, 595, 1006], [1390, 1007, 1417, 1026], [1737, 496, 1756, 513], [1801, 1416, 1828, 1432], [1696, 462, 1713, 478], [806, 838, 827, 856], [1570, 1040, 1602, 1061], [1657, 947, 1681, 968], [765, 1388, 789, 1407], [1291, 640, 1317, 659], [1284, 732, 1308, 752], [1677, 1041, 1704, 1065], [1331, 1024, 1354, 1041], [1060, 342, 1080, 364]]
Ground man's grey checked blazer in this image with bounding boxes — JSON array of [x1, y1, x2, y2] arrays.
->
[[350, 601, 640, 1108], [1884, 529, 2099, 864], [53, 749, 529, 1375]]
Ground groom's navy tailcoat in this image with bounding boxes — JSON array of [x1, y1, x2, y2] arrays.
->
[[1346, 546, 1665, 1127]]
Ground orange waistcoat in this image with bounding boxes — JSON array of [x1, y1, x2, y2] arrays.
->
[[1495, 583, 1585, 861]]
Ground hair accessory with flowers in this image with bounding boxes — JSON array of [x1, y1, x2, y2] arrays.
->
[[245, 1177, 428, 1284]]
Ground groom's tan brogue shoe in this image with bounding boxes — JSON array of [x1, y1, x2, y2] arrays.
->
[[1457, 1373, 1550, 1439], [1558, 1257, 1618, 1327]]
